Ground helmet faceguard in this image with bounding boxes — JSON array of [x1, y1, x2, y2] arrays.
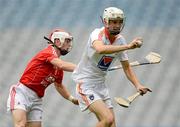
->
[[103, 7, 126, 35], [47, 29, 73, 55]]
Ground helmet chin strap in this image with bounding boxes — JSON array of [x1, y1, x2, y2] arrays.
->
[[59, 49, 69, 55], [44, 36, 69, 55], [108, 28, 120, 35]]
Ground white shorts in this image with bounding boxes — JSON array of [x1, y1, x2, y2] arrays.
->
[[7, 83, 43, 122], [76, 82, 113, 112]]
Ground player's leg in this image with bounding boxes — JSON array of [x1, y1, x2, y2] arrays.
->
[[12, 109, 27, 127], [7, 83, 28, 127], [94, 108, 116, 127], [89, 99, 115, 127], [7, 83, 42, 127], [12, 106, 42, 127], [94, 106, 115, 126], [109, 108, 116, 127], [103, 97, 116, 127], [26, 96, 43, 127], [13, 108, 42, 127]]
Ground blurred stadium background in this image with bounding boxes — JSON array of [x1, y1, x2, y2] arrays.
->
[[0, 0, 180, 127]]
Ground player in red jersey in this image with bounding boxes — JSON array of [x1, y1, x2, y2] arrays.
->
[[7, 28, 78, 127]]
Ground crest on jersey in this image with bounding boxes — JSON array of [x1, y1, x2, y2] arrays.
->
[[89, 95, 94, 100], [97, 55, 114, 71]]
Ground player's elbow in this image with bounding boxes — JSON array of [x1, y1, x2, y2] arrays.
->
[[58, 63, 76, 72], [95, 47, 107, 54], [93, 44, 106, 54], [57, 64, 69, 71], [96, 50, 104, 54], [57, 63, 64, 69]]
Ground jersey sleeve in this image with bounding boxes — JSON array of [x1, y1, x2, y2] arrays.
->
[[34, 48, 58, 63], [117, 36, 129, 61], [38, 46, 59, 63], [46, 53, 58, 62], [86, 29, 101, 58], [45, 49, 58, 63], [89, 29, 101, 47]]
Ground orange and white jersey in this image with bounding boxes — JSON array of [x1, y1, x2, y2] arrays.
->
[[72, 27, 128, 84]]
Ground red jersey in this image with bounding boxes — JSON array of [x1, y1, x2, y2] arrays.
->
[[20, 45, 63, 97]]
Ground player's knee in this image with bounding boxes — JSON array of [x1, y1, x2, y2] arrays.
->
[[15, 124, 26, 127], [104, 114, 115, 126], [14, 121, 26, 127]]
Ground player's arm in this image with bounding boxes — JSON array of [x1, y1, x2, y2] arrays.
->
[[50, 58, 76, 72], [54, 82, 79, 105], [121, 60, 152, 95], [92, 37, 143, 54]]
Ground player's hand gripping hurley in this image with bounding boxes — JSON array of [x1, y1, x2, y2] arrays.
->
[[114, 88, 152, 108], [112, 52, 160, 108]]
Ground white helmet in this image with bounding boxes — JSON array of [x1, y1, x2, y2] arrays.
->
[[49, 29, 73, 52], [49, 29, 73, 47], [103, 7, 125, 23], [103, 7, 125, 34]]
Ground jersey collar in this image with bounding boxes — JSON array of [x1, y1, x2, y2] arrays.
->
[[104, 28, 116, 44]]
